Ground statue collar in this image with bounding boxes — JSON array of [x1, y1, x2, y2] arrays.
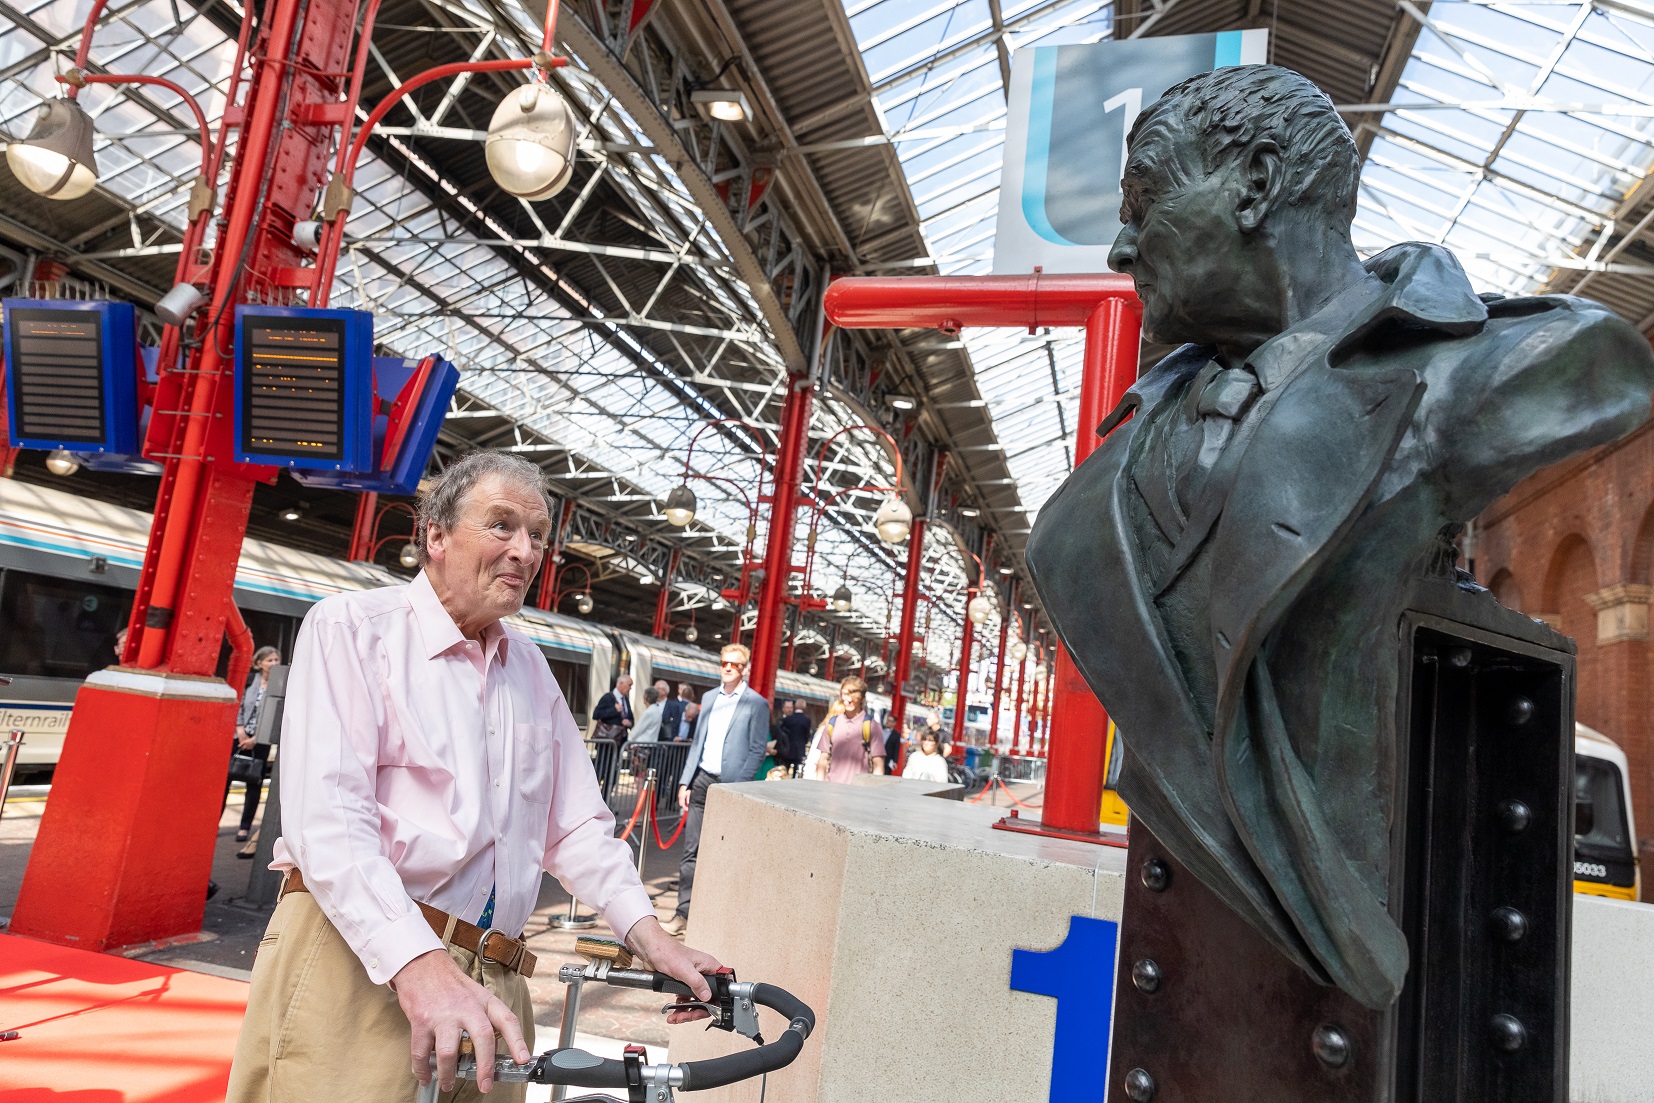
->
[[1244, 241, 1489, 391]]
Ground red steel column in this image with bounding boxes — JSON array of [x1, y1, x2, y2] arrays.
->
[[1012, 641, 1027, 754], [888, 513, 927, 735], [749, 375, 812, 700], [1041, 298, 1140, 832], [347, 491, 378, 561], [989, 589, 1010, 747], [12, 0, 355, 949], [652, 549, 680, 638], [537, 499, 575, 611], [951, 598, 977, 748]]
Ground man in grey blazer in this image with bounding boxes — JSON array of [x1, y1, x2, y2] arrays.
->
[[662, 643, 770, 936]]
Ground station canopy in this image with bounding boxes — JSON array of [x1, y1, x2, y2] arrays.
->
[[1, 0, 1651, 675]]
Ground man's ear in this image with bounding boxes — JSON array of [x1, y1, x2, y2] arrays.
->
[[424, 522, 448, 564], [1234, 139, 1284, 234]]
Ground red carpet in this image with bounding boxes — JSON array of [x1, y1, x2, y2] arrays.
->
[[0, 934, 247, 1102]]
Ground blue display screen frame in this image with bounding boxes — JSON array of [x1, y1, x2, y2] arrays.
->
[[3, 298, 138, 454]]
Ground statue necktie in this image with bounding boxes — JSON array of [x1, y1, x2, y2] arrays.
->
[[1175, 364, 1262, 511]]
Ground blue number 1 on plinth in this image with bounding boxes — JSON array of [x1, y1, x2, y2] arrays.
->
[[1010, 915, 1119, 1103]]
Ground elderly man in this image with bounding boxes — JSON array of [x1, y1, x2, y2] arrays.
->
[[228, 452, 719, 1102], [662, 644, 770, 936], [1025, 64, 1654, 1010]]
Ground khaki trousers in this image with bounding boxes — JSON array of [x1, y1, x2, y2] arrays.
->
[[227, 890, 535, 1103]]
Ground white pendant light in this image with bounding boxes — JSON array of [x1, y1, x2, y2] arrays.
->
[[485, 83, 575, 200], [399, 543, 420, 569], [7, 99, 98, 200], [967, 594, 992, 624], [873, 495, 912, 543], [664, 483, 697, 527], [45, 449, 80, 476]]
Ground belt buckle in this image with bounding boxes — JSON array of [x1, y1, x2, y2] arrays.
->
[[477, 927, 520, 973]]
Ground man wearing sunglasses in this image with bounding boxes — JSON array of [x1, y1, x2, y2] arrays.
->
[[663, 644, 770, 936]]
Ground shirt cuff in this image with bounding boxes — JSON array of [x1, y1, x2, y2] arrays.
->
[[360, 906, 445, 985], [604, 884, 657, 946]]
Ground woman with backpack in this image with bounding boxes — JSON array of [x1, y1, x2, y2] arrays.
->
[[814, 676, 886, 783]]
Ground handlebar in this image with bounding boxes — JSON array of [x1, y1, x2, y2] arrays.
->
[[421, 969, 813, 1101]]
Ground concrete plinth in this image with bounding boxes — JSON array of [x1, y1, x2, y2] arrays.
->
[[666, 777, 1127, 1102]]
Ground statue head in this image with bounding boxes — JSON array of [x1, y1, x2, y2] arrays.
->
[[1108, 64, 1362, 349]]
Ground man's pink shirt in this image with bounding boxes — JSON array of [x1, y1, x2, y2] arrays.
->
[[271, 572, 653, 983]]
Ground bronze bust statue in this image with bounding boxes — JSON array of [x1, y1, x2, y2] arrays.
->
[[1025, 64, 1654, 1010]]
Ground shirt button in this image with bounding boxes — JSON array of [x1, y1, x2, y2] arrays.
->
[[494, 779, 501, 788], [489, 728, 495, 735], [370, 957, 379, 969]]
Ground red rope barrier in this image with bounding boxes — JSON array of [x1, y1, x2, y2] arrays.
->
[[970, 776, 1043, 809], [651, 795, 687, 849], [618, 780, 650, 841]]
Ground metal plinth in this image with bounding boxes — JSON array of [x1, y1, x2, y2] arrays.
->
[[1107, 579, 1574, 1103], [991, 810, 1128, 848]]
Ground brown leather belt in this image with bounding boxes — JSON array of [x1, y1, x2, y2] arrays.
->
[[280, 869, 537, 978]]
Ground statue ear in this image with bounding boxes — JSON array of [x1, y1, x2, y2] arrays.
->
[[1234, 139, 1284, 234]]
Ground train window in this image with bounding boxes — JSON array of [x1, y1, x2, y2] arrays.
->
[[1575, 756, 1631, 850], [545, 655, 589, 723], [0, 569, 133, 680]]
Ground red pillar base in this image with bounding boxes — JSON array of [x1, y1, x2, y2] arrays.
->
[[1039, 642, 1110, 834], [11, 671, 238, 951]]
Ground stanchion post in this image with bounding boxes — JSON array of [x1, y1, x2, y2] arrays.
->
[[635, 768, 656, 882], [0, 730, 24, 824], [550, 972, 585, 1103]]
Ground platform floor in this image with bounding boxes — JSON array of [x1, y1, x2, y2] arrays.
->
[[0, 780, 694, 1082]]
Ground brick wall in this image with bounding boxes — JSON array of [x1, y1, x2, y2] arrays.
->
[[1475, 421, 1654, 896]]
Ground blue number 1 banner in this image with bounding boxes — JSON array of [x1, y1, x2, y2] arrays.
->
[[1010, 915, 1120, 1103]]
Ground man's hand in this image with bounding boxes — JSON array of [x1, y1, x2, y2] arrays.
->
[[678, 785, 690, 811], [237, 734, 255, 752], [393, 949, 530, 1094], [626, 917, 722, 1025]]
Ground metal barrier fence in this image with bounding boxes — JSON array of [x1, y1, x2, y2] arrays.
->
[[996, 754, 1048, 784], [585, 738, 694, 823]]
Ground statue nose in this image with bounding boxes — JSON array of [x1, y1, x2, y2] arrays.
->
[[1108, 225, 1138, 274]]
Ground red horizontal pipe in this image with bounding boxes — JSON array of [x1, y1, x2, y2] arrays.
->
[[824, 273, 1138, 331]]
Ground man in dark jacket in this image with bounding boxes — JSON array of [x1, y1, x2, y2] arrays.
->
[[591, 675, 633, 740], [774, 699, 813, 771]]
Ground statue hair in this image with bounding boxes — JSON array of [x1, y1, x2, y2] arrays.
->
[[1130, 64, 1361, 226]]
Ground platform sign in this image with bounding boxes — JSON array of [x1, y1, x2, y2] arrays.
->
[[234, 305, 373, 471], [992, 29, 1269, 275], [2, 299, 139, 454]]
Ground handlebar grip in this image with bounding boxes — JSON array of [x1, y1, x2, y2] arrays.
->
[[751, 983, 815, 1035], [530, 1049, 630, 1089], [678, 1028, 803, 1091]]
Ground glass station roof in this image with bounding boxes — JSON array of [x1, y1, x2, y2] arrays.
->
[[841, 0, 1654, 519]]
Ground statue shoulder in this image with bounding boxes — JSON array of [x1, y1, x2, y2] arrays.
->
[[1481, 292, 1648, 353]]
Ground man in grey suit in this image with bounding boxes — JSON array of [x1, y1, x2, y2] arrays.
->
[[661, 643, 770, 936]]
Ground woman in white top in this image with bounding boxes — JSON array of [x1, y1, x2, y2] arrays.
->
[[901, 729, 949, 782]]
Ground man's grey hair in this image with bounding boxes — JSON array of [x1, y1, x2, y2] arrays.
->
[[644, 686, 661, 705], [1130, 64, 1360, 225], [415, 450, 553, 565]]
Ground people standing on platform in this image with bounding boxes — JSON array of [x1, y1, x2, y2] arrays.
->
[[663, 682, 695, 740], [678, 701, 700, 741], [227, 451, 718, 1103], [774, 698, 812, 774], [659, 681, 686, 741], [814, 677, 886, 783], [633, 685, 664, 743], [902, 729, 949, 782], [231, 645, 282, 844], [663, 644, 770, 937], [592, 674, 634, 741]]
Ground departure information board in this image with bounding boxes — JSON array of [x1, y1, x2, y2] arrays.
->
[[239, 315, 346, 461], [8, 309, 105, 443], [2, 299, 138, 454], [233, 305, 372, 471]]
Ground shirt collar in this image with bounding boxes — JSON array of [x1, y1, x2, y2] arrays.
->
[[407, 571, 511, 665], [719, 682, 746, 700]]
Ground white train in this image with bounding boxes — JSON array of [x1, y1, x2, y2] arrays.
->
[[0, 477, 857, 775]]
